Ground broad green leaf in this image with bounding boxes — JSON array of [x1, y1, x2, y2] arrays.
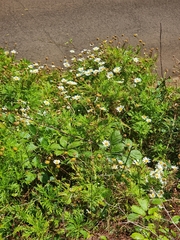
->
[[25, 172, 36, 184], [28, 124, 37, 135], [124, 138, 133, 148], [68, 149, 78, 157], [32, 156, 40, 168], [39, 137, 49, 147], [38, 172, 49, 183], [148, 207, 159, 215], [127, 213, 140, 221], [172, 215, 180, 224], [19, 131, 31, 139], [137, 198, 149, 211], [60, 136, 68, 148], [7, 114, 15, 123], [50, 143, 62, 150], [131, 205, 146, 216], [111, 143, 125, 154], [151, 198, 164, 205], [26, 142, 37, 152], [54, 150, 64, 156], [67, 141, 82, 149], [130, 232, 145, 240], [110, 130, 122, 145], [130, 149, 142, 160]]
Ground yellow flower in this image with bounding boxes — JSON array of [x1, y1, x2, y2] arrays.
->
[[45, 160, 50, 164]]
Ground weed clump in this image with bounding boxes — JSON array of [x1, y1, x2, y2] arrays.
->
[[0, 38, 180, 239]]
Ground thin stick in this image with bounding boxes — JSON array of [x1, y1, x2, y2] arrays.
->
[[160, 23, 164, 78]]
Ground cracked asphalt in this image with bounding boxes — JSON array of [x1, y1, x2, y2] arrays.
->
[[0, 0, 180, 77]]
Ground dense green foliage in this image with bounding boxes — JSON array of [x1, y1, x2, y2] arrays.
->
[[0, 38, 180, 239]]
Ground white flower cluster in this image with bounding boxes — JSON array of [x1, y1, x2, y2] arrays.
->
[[150, 161, 167, 186], [28, 62, 44, 74], [142, 115, 152, 123]]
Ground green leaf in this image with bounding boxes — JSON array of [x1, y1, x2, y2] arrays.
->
[[38, 172, 49, 183], [28, 124, 37, 135], [172, 215, 180, 224], [111, 143, 125, 154], [54, 150, 64, 156], [158, 235, 169, 240], [151, 198, 164, 205], [67, 141, 82, 149], [127, 213, 140, 221], [26, 142, 37, 152], [25, 172, 36, 184], [7, 114, 15, 123], [124, 138, 133, 148], [130, 232, 145, 240], [68, 149, 78, 157], [32, 156, 40, 168], [80, 229, 90, 239], [130, 149, 142, 160], [131, 205, 146, 216], [50, 143, 62, 150], [110, 130, 122, 145], [60, 136, 68, 148], [148, 207, 159, 215], [137, 198, 149, 211], [39, 137, 49, 147], [99, 236, 107, 240]]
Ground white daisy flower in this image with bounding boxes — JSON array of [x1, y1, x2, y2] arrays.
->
[[100, 107, 107, 111], [53, 159, 60, 165], [133, 57, 139, 63], [99, 61, 106, 66], [78, 57, 85, 62], [116, 105, 124, 113], [63, 61, 70, 68], [61, 78, 67, 83], [11, 49, 18, 54], [76, 73, 83, 77], [93, 69, 99, 75], [149, 190, 156, 198], [106, 71, 114, 79], [112, 164, 118, 170], [142, 115, 147, 120], [58, 86, 65, 91], [98, 66, 106, 72], [72, 95, 81, 100], [113, 66, 121, 73], [93, 46, 99, 51], [30, 69, 39, 73], [66, 81, 77, 85], [84, 69, 93, 76], [171, 166, 179, 171], [78, 67, 84, 72], [28, 64, 34, 69], [4, 50, 9, 55], [94, 58, 101, 63], [146, 118, 152, 123], [13, 76, 20, 81], [134, 77, 141, 83], [102, 140, 110, 147], [142, 157, 151, 164], [43, 100, 50, 106], [157, 190, 164, 198]]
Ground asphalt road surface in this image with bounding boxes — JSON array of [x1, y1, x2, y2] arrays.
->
[[1, 0, 180, 76]]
